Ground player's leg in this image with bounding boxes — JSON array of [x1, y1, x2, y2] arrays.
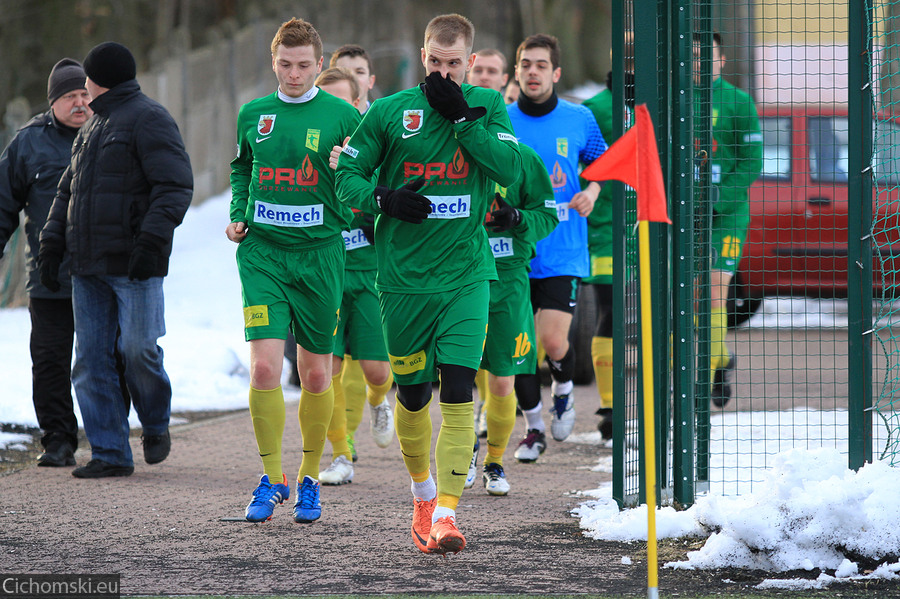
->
[[590, 283, 614, 440], [322, 354, 354, 485]]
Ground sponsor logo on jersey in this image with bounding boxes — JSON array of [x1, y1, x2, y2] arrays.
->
[[491, 236, 514, 258], [550, 161, 567, 189], [425, 195, 471, 219], [497, 132, 518, 143], [258, 114, 276, 136], [306, 129, 320, 152], [342, 228, 371, 251], [557, 138, 568, 157], [544, 199, 557, 209], [258, 155, 319, 187], [342, 145, 359, 158], [403, 110, 423, 133], [254, 200, 324, 228], [390, 350, 427, 375], [403, 147, 469, 181], [556, 201, 569, 222], [244, 305, 269, 328]]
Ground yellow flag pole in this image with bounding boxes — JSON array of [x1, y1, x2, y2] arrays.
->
[[638, 219, 659, 599]]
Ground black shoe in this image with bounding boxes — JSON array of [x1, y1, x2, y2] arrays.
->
[[72, 459, 134, 478], [596, 408, 613, 441], [142, 430, 171, 464], [711, 352, 736, 408], [37, 440, 76, 467]]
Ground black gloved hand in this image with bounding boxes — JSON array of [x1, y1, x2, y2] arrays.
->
[[374, 179, 432, 224], [128, 233, 167, 281], [486, 193, 522, 232], [39, 252, 62, 293], [360, 213, 376, 245], [422, 71, 487, 124]]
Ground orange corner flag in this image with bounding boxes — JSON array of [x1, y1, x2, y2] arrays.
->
[[581, 104, 671, 224]]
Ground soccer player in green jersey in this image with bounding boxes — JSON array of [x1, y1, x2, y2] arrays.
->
[[227, 18, 361, 524], [336, 13, 522, 555], [693, 33, 763, 407]]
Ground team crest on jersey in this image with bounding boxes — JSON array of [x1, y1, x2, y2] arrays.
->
[[258, 114, 276, 136], [306, 129, 320, 152], [550, 161, 567, 189], [403, 110, 423, 133], [556, 138, 568, 158]]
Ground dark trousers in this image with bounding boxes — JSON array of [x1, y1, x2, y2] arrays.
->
[[29, 296, 131, 450]]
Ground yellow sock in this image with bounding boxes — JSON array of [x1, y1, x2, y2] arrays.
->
[[591, 336, 614, 409], [297, 383, 334, 481], [326, 374, 351, 459], [710, 306, 729, 372], [474, 369, 488, 404], [435, 401, 475, 500], [366, 369, 394, 407], [342, 357, 366, 436], [437, 492, 460, 511], [484, 390, 516, 466], [249, 386, 285, 482], [394, 397, 433, 477]]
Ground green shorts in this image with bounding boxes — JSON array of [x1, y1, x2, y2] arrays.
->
[[236, 234, 344, 354], [481, 267, 537, 377], [334, 268, 388, 361], [710, 210, 750, 274], [379, 280, 490, 385]]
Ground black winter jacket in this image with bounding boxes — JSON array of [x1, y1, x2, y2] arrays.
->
[[41, 80, 193, 277], [0, 110, 78, 297]]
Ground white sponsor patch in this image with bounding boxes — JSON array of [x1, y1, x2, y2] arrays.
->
[[497, 132, 518, 143], [556, 201, 570, 222], [490, 236, 514, 258], [544, 199, 557, 209], [254, 201, 324, 228], [342, 228, 371, 250], [342, 145, 359, 158], [425, 195, 471, 220]]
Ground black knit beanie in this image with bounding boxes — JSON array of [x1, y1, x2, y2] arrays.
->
[[83, 42, 136, 89], [47, 58, 86, 105]]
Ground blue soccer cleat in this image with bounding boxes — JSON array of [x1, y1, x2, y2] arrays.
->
[[293, 475, 322, 523], [245, 474, 290, 522]]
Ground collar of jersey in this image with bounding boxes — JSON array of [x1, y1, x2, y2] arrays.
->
[[277, 86, 319, 104]]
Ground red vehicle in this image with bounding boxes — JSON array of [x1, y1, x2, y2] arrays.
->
[[728, 104, 900, 326]]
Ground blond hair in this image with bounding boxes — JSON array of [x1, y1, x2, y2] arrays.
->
[[424, 14, 475, 53], [315, 66, 360, 101]]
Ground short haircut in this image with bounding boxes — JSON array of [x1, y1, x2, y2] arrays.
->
[[315, 66, 360, 101], [692, 31, 723, 47], [473, 48, 508, 72], [424, 14, 475, 54], [329, 44, 373, 74], [271, 17, 323, 60], [516, 33, 561, 70]]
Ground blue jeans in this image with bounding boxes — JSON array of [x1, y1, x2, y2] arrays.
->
[[72, 275, 171, 467]]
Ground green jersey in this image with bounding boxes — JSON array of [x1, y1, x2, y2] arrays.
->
[[230, 89, 361, 247], [343, 207, 376, 271], [336, 83, 522, 294], [487, 143, 557, 271]]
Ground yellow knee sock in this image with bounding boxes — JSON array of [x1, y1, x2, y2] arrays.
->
[[474, 369, 488, 404], [366, 369, 394, 407], [435, 402, 475, 502], [342, 357, 366, 436], [394, 397, 433, 477], [326, 374, 351, 460], [437, 492, 460, 511], [249, 386, 286, 481], [710, 306, 729, 372], [297, 384, 334, 481], [484, 390, 516, 466], [591, 336, 614, 409]]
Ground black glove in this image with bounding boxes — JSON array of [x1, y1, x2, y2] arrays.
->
[[422, 71, 487, 124], [39, 252, 62, 293], [374, 179, 432, 224], [486, 193, 522, 232], [360, 213, 376, 245], [128, 233, 167, 281]]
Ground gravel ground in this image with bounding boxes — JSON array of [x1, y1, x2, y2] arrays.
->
[[0, 385, 896, 597]]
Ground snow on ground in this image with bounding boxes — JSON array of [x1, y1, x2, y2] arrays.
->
[[2, 190, 900, 591]]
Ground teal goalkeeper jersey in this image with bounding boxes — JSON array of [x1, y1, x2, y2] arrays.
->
[[487, 143, 557, 272], [335, 82, 522, 294], [230, 89, 361, 247]]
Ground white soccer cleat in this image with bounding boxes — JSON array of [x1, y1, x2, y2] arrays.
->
[[464, 438, 479, 489], [369, 399, 394, 448], [319, 455, 354, 485], [549, 393, 576, 441]]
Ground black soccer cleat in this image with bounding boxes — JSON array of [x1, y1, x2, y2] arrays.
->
[[711, 352, 736, 408]]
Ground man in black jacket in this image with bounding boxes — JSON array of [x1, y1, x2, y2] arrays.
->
[[40, 42, 193, 478], [0, 58, 120, 467]]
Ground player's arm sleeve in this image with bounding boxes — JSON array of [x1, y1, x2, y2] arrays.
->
[[728, 96, 764, 191], [579, 109, 609, 166], [0, 137, 27, 250], [514, 152, 558, 244], [229, 106, 253, 223], [335, 108, 386, 214], [452, 91, 522, 188]]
